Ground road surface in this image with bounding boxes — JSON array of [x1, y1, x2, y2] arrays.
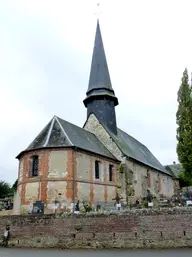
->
[[0, 248, 191, 257]]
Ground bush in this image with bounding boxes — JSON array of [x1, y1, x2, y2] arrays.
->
[[142, 200, 148, 208]]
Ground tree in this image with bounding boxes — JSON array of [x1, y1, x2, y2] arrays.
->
[[0, 181, 11, 198], [179, 171, 192, 187], [176, 68, 192, 180]]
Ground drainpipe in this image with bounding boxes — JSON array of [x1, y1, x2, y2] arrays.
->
[[124, 157, 129, 206], [72, 149, 76, 210], [125, 168, 128, 206], [39, 175, 42, 201]]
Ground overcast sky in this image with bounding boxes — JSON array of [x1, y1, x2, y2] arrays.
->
[[0, 0, 192, 184]]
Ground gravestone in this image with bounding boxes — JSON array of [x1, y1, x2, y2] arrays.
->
[[32, 200, 44, 214]]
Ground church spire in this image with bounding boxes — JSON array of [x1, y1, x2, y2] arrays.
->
[[83, 19, 118, 135], [86, 19, 115, 94]]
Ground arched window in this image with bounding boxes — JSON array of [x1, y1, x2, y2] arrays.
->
[[95, 160, 100, 179], [31, 156, 39, 177], [109, 165, 113, 181]]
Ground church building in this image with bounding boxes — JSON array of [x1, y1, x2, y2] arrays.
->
[[15, 20, 174, 213]]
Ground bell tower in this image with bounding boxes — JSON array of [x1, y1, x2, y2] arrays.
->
[[83, 20, 119, 134]]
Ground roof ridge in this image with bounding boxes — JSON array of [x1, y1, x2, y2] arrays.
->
[[55, 116, 73, 146], [56, 116, 83, 130], [165, 163, 181, 166], [43, 116, 56, 147]]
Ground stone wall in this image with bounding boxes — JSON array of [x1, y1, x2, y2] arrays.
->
[[182, 186, 192, 193], [0, 208, 192, 249], [173, 178, 180, 194], [84, 114, 174, 201], [84, 114, 123, 161], [126, 159, 174, 200]]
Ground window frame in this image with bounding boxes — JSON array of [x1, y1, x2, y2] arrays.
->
[[95, 160, 100, 179], [109, 164, 113, 182], [31, 155, 39, 177]]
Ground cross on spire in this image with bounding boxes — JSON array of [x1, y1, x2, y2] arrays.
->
[[95, 2, 102, 20], [83, 9, 119, 135]]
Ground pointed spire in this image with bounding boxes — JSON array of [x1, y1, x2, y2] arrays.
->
[[87, 19, 113, 93], [83, 19, 118, 135], [84, 19, 118, 107]]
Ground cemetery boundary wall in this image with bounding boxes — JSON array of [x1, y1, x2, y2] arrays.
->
[[0, 208, 192, 249]]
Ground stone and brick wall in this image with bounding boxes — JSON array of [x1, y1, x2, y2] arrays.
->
[[84, 114, 174, 200], [75, 151, 117, 205], [16, 148, 119, 213], [173, 178, 180, 194], [0, 208, 192, 249], [125, 159, 174, 200], [84, 114, 123, 161]]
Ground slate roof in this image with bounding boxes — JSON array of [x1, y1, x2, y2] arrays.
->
[[16, 116, 118, 161], [84, 20, 118, 107], [99, 124, 172, 176], [164, 163, 182, 178], [87, 20, 113, 93]]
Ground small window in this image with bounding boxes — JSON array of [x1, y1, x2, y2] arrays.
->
[[109, 165, 113, 181], [95, 160, 100, 179], [31, 156, 39, 177], [147, 170, 151, 187]]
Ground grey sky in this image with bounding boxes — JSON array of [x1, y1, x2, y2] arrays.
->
[[0, 0, 191, 184]]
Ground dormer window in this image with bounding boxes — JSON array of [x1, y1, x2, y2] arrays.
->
[[31, 155, 39, 177]]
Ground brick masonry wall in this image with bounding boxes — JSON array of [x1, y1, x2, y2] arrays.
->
[[0, 208, 192, 249], [16, 148, 119, 213]]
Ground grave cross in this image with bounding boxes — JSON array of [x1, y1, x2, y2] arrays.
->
[[112, 193, 123, 204]]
